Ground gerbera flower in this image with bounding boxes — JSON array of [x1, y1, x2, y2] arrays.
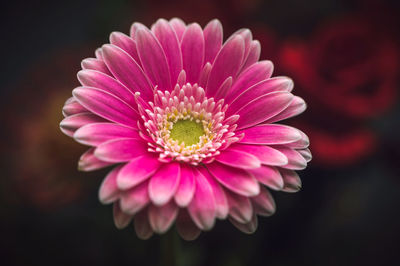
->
[[60, 18, 311, 240]]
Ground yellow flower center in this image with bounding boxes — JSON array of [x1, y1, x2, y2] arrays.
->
[[170, 119, 205, 146]]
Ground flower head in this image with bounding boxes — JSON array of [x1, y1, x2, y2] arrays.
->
[[60, 18, 310, 240]]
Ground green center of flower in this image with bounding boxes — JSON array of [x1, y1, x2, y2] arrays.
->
[[170, 119, 205, 146]]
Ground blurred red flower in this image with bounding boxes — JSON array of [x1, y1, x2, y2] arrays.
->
[[278, 15, 399, 166]]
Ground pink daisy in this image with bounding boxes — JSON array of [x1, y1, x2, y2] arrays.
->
[[60, 18, 311, 240]]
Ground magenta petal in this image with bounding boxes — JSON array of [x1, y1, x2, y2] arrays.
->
[[207, 162, 259, 197], [176, 210, 201, 240], [73, 87, 139, 127], [240, 40, 261, 72], [198, 167, 229, 219], [280, 169, 302, 192], [181, 23, 205, 83], [206, 35, 245, 97], [99, 165, 122, 204], [187, 169, 216, 230], [174, 165, 196, 207], [225, 190, 253, 223], [117, 154, 162, 190], [229, 214, 258, 234], [230, 144, 288, 166], [101, 44, 154, 101], [198, 62, 212, 88], [225, 60, 274, 104], [74, 122, 139, 146], [134, 209, 154, 240], [148, 201, 178, 234], [266, 96, 306, 123], [216, 149, 261, 169], [148, 162, 181, 206], [169, 18, 186, 40], [236, 92, 294, 130], [286, 130, 310, 149], [95, 138, 148, 163], [78, 148, 114, 171], [152, 19, 183, 84], [62, 97, 86, 117], [248, 165, 284, 190], [298, 148, 312, 162], [120, 180, 150, 215], [251, 186, 276, 216], [60, 112, 106, 137], [203, 19, 223, 64], [214, 76, 232, 101], [239, 124, 302, 145], [227, 77, 294, 116], [81, 58, 112, 76], [109, 32, 140, 62], [77, 69, 136, 106], [136, 27, 172, 90], [113, 202, 133, 229], [273, 147, 307, 170]]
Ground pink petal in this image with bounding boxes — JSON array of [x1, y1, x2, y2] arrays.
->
[[286, 129, 310, 149], [62, 97, 86, 117], [236, 92, 294, 130], [265, 96, 306, 123], [251, 186, 276, 216], [181, 23, 205, 83], [174, 164, 196, 207], [74, 122, 139, 146], [60, 112, 106, 137], [78, 148, 114, 172], [134, 209, 154, 240], [298, 148, 312, 162], [169, 18, 186, 40], [227, 77, 294, 116], [239, 124, 302, 145], [152, 19, 183, 84], [77, 69, 136, 106], [176, 210, 201, 240], [198, 62, 212, 88], [207, 162, 260, 197], [206, 35, 245, 97], [136, 27, 171, 90], [95, 138, 148, 163], [148, 162, 181, 206], [240, 40, 261, 72], [113, 202, 133, 229], [148, 201, 178, 234], [81, 58, 112, 76], [73, 87, 139, 127], [273, 147, 307, 170], [203, 19, 223, 64], [248, 165, 284, 190], [187, 169, 216, 230], [117, 154, 162, 190], [229, 214, 258, 234], [280, 169, 302, 192], [214, 76, 232, 101], [198, 167, 229, 219], [99, 165, 122, 204], [119, 180, 150, 215], [230, 144, 288, 166], [109, 32, 140, 62], [225, 190, 253, 223], [225, 60, 274, 104], [216, 149, 261, 169], [101, 44, 154, 101]]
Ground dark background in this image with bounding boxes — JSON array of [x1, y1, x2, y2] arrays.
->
[[1, 0, 399, 265]]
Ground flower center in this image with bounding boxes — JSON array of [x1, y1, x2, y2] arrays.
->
[[170, 119, 205, 146]]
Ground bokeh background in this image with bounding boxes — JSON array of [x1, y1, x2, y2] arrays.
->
[[1, 0, 400, 265]]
